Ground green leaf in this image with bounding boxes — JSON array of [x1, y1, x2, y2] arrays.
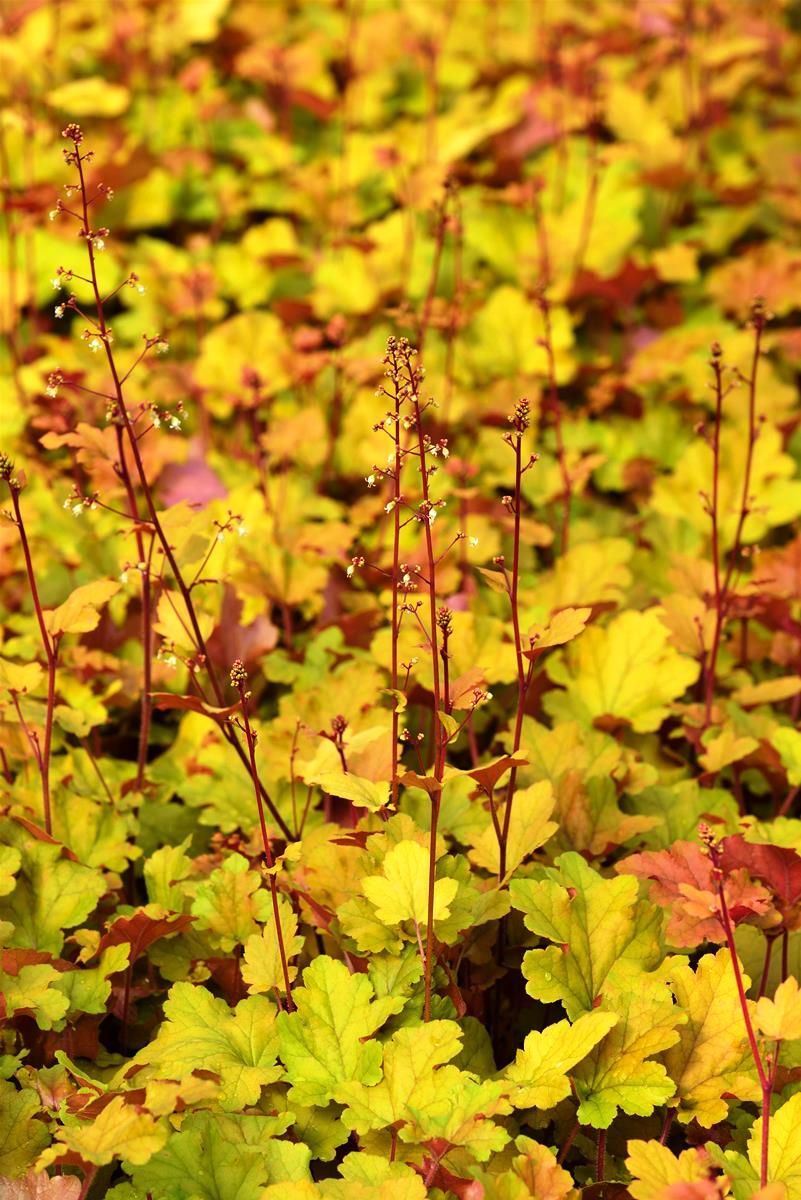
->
[[190, 853, 272, 952], [242, 894, 304, 997], [44, 579, 120, 637], [572, 973, 684, 1128], [42, 1095, 166, 1168], [750, 1091, 801, 1192], [773, 726, 801, 787], [129, 983, 282, 1111], [755, 976, 801, 1041], [277, 956, 403, 1107], [663, 950, 760, 1127], [626, 1140, 723, 1200], [53, 796, 138, 873], [0, 845, 21, 896], [0, 832, 106, 955], [504, 1010, 618, 1110], [52, 944, 131, 1019], [0, 965, 70, 1030], [132, 1113, 268, 1200], [468, 780, 557, 880], [143, 839, 193, 910], [362, 841, 458, 928], [311, 772, 389, 813], [337, 1153, 426, 1194], [338, 1019, 464, 1134], [0, 1081, 50, 1178], [404, 1071, 512, 1161], [0, 659, 42, 695], [709, 1092, 801, 1199], [545, 608, 699, 733], [510, 852, 663, 1019]]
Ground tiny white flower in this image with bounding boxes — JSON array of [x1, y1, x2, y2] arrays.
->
[[237, 523, 248, 537], [164, 654, 177, 669], [346, 564, 355, 578], [428, 508, 437, 524], [137, 284, 145, 294], [93, 237, 105, 252], [153, 416, 161, 429], [63, 499, 71, 509], [48, 210, 59, 222], [54, 305, 65, 319], [88, 337, 102, 353], [441, 446, 450, 458], [156, 341, 168, 354], [46, 384, 58, 398], [216, 531, 225, 543], [51, 278, 61, 290], [365, 474, 376, 487], [385, 500, 395, 513], [119, 571, 128, 584], [71, 503, 83, 517], [169, 415, 181, 430], [469, 536, 479, 547]]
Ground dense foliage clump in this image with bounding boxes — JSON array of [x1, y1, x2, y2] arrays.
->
[[3, 2, 801, 1197]]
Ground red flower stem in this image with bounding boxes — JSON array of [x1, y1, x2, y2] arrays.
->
[[558, 1120, 579, 1165], [390, 386, 403, 808], [704, 310, 764, 725], [71, 146, 290, 839], [7, 483, 56, 833], [403, 340, 445, 1022], [703, 349, 725, 724], [571, 80, 601, 279], [417, 190, 449, 359], [596, 1128, 606, 1185], [236, 684, 294, 1010], [715, 871, 770, 1187], [539, 292, 571, 554], [758, 934, 776, 999], [499, 432, 525, 880]]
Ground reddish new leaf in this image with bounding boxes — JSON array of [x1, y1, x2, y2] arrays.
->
[[619, 841, 772, 947], [95, 909, 194, 962]]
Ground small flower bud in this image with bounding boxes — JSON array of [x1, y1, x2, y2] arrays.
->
[[230, 659, 248, 688]]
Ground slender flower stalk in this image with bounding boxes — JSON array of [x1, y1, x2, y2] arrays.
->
[[702, 826, 773, 1188], [56, 125, 290, 837], [389, 369, 405, 807], [230, 660, 294, 1010], [389, 337, 446, 1021], [1, 456, 58, 834], [530, 184, 571, 554], [498, 401, 538, 880], [702, 300, 766, 726]]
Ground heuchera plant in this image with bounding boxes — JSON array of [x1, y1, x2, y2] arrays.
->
[[2, 3, 801, 1198]]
